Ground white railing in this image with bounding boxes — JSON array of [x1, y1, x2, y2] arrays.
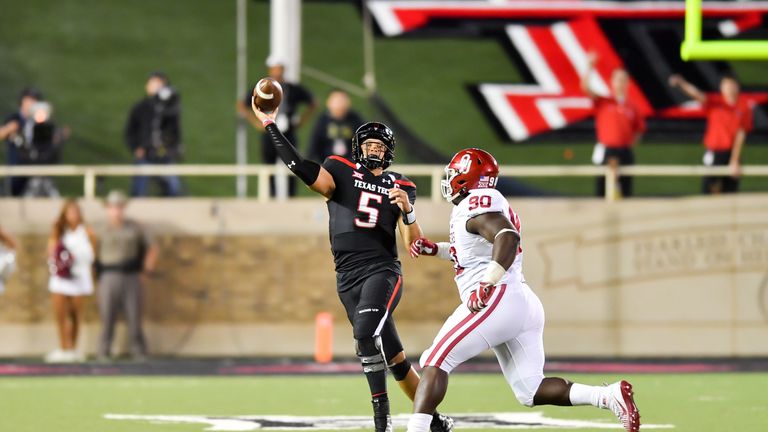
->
[[1, 164, 768, 202]]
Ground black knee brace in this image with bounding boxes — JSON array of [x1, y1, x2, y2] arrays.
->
[[388, 358, 412, 381], [356, 336, 386, 373]]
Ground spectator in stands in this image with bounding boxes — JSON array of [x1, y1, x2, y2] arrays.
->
[[0, 224, 19, 294], [125, 72, 183, 197], [1, 88, 42, 196], [22, 100, 69, 197], [236, 56, 317, 197], [581, 53, 646, 198], [669, 74, 752, 194], [308, 89, 364, 161], [96, 190, 158, 361], [46, 200, 96, 363]]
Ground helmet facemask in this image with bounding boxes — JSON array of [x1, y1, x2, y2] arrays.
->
[[441, 166, 464, 202], [352, 122, 396, 170], [359, 139, 391, 170]]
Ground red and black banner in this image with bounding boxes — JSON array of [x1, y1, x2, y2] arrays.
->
[[368, 1, 768, 142]]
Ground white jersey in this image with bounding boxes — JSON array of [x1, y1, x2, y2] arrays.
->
[[49, 224, 95, 296], [449, 188, 524, 301]]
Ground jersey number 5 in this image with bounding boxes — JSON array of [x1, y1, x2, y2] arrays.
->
[[355, 191, 382, 228]]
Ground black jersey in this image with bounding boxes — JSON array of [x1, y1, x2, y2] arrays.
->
[[322, 155, 417, 273]]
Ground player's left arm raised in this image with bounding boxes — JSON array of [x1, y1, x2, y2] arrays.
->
[[390, 186, 423, 248]]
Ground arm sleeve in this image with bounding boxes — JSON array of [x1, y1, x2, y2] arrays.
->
[[265, 122, 321, 185]]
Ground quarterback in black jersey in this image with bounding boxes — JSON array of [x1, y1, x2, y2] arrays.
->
[[252, 102, 453, 432]]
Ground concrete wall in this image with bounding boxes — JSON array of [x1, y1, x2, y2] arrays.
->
[[1, 195, 767, 357]]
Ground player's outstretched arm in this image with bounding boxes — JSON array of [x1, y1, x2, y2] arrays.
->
[[464, 212, 521, 312], [390, 187, 423, 247], [251, 102, 335, 198], [409, 237, 451, 260], [467, 212, 520, 270]]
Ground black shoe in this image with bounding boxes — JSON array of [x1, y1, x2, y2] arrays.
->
[[371, 396, 392, 432], [430, 412, 454, 432]]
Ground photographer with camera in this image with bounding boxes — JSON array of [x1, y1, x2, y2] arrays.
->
[[124, 71, 183, 197], [2, 87, 69, 197]]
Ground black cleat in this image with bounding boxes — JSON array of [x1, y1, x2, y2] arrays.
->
[[430, 412, 454, 432], [372, 396, 393, 432]]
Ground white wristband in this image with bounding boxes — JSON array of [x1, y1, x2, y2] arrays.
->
[[402, 207, 416, 225], [481, 260, 507, 286], [435, 242, 452, 260]]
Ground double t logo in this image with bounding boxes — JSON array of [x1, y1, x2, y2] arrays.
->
[[367, 1, 768, 141]]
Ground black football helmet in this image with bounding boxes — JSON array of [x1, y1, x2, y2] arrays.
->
[[352, 122, 396, 170]]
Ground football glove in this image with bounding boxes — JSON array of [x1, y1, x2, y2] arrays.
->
[[467, 282, 494, 313], [409, 237, 438, 258]]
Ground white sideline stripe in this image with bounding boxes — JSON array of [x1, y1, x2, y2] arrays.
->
[[104, 412, 676, 430]]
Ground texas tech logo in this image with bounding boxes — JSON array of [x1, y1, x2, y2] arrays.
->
[[368, 1, 768, 141]]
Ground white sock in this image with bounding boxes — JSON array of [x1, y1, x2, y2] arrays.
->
[[569, 383, 607, 408], [407, 413, 433, 432]]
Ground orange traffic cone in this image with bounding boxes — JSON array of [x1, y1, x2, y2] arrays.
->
[[314, 312, 334, 363]]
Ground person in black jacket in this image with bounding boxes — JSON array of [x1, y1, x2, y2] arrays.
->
[[1, 88, 42, 196], [125, 72, 182, 197], [308, 89, 364, 162]]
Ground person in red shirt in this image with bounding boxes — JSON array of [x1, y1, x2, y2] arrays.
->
[[669, 75, 752, 194], [582, 53, 646, 198]]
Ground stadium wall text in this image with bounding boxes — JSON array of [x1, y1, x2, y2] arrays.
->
[[1, 196, 766, 357]]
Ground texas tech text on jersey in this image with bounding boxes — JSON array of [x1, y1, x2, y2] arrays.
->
[[322, 155, 416, 274]]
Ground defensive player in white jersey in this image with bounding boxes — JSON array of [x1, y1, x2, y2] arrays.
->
[[407, 148, 640, 432]]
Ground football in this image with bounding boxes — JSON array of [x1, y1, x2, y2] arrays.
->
[[252, 77, 283, 113]]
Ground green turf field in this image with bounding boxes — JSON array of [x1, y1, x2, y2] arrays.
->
[[1, 373, 766, 431], [1, 1, 767, 197]]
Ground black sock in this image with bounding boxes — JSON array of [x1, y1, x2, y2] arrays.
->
[[371, 393, 391, 432]]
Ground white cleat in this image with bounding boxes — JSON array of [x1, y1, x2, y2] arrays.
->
[[604, 380, 640, 432]]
